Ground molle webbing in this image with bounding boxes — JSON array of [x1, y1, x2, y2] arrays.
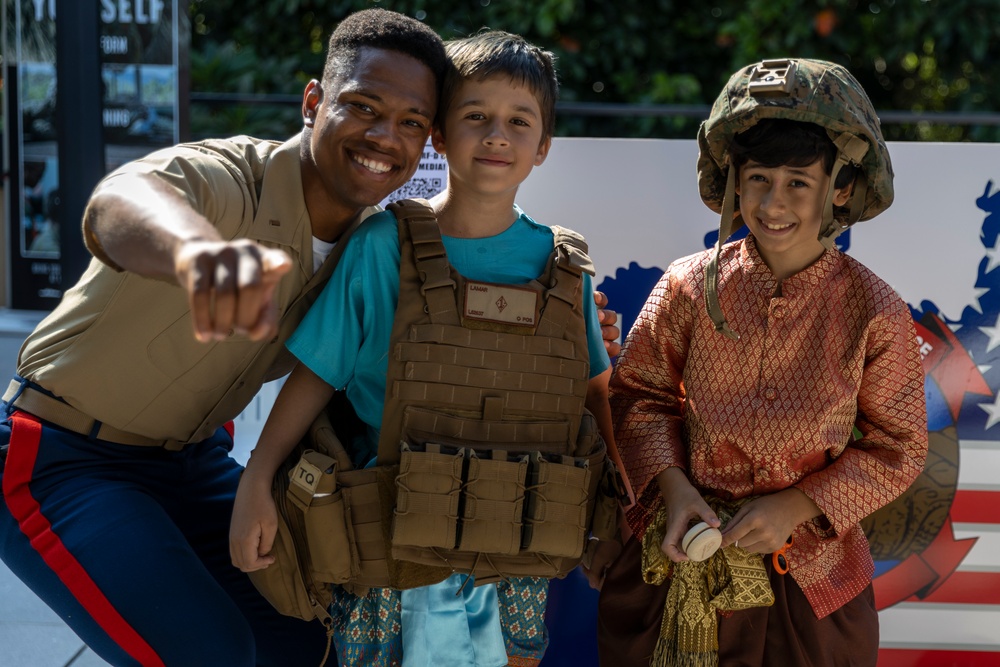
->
[[377, 199, 593, 463], [397, 339, 587, 377], [373, 198, 605, 583]]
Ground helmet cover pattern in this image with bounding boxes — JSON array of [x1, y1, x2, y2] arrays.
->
[[696, 58, 894, 224]]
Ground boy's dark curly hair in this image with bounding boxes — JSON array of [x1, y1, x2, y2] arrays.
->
[[730, 118, 858, 189], [322, 9, 447, 97]]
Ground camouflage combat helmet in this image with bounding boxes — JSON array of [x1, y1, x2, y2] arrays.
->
[[697, 58, 894, 340]]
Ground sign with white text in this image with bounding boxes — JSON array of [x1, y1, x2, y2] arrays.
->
[[2, 0, 186, 308]]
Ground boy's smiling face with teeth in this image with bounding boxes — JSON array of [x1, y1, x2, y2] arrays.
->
[[736, 158, 851, 280]]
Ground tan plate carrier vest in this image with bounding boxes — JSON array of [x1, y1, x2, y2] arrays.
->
[[250, 199, 619, 623]]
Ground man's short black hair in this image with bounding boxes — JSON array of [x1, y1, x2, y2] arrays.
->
[[322, 9, 447, 96]]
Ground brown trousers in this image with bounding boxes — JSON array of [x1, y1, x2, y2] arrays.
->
[[597, 536, 878, 667]]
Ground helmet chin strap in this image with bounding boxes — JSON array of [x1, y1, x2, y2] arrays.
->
[[818, 133, 871, 250], [704, 161, 741, 340]]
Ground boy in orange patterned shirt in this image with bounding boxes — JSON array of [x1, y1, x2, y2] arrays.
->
[[597, 59, 928, 667]]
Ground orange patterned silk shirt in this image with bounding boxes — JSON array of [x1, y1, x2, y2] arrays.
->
[[610, 235, 928, 618]]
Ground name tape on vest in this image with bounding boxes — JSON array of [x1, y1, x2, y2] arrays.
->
[[463, 281, 539, 328]]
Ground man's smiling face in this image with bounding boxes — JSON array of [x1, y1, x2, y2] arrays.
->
[[302, 46, 437, 232]]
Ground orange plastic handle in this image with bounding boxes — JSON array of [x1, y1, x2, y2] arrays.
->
[[772, 535, 794, 574]]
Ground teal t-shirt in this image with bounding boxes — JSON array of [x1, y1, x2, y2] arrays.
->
[[287, 207, 610, 466]]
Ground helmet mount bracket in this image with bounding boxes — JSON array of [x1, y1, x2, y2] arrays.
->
[[748, 59, 797, 96]]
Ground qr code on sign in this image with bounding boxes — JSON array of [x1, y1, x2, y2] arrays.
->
[[385, 177, 444, 203]]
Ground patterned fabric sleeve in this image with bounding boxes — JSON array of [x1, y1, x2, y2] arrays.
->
[[795, 293, 929, 534], [609, 258, 696, 536]]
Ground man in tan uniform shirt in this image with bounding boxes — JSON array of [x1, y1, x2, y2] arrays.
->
[[0, 10, 447, 666]]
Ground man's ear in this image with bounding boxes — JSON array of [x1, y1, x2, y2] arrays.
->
[[534, 136, 552, 167], [302, 80, 322, 127], [431, 126, 447, 155]]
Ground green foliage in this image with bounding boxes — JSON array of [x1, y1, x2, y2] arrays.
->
[[187, 0, 1000, 141], [189, 40, 303, 138]]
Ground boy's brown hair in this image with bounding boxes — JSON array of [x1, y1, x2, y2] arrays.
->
[[440, 30, 559, 139]]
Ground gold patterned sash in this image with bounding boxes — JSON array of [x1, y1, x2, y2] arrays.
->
[[641, 499, 774, 667]]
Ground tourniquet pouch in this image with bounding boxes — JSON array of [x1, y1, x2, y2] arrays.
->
[[248, 393, 364, 620], [285, 450, 354, 584], [247, 447, 334, 622]]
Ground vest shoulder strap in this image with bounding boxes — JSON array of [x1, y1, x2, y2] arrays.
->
[[535, 225, 594, 341], [550, 225, 596, 277], [386, 197, 437, 224], [387, 198, 460, 325]]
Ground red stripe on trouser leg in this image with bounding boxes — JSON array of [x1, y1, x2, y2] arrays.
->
[[2, 412, 166, 667]]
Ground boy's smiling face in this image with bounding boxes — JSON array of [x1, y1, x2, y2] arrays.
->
[[432, 75, 550, 201], [737, 158, 852, 280]]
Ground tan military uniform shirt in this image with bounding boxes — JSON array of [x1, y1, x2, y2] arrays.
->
[[17, 134, 368, 444]]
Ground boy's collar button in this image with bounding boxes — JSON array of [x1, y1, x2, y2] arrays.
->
[[763, 388, 777, 401]]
